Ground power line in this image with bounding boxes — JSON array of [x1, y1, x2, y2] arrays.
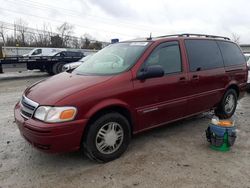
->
[[5, 0, 159, 32], [0, 7, 138, 38]]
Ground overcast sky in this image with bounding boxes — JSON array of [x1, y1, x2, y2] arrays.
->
[[0, 0, 250, 43]]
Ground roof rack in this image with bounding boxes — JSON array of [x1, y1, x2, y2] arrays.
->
[[155, 33, 230, 40]]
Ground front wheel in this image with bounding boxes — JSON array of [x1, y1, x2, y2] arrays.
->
[[247, 84, 250, 93], [83, 112, 131, 162], [215, 89, 237, 119]]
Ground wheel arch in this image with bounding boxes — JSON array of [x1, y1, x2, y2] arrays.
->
[[82, 100, 135, 143], [226, 84, 239, 97]]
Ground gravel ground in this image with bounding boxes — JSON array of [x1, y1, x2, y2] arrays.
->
[[0, 71, 250, 188]]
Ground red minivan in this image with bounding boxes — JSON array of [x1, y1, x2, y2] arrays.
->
[[14, 34, 248, 162]]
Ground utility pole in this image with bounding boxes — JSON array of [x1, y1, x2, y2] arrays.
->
[[14, 21, 16, 43], [0, 45, 2, 73], [14, 21, 18, 56]]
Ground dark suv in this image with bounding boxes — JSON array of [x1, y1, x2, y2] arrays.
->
[[14, 34, 248, 162]]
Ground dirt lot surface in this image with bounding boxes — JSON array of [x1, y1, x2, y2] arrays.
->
[[0, 71, 250, 188]]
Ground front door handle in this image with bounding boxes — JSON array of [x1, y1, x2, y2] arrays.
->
[[192, 75, 199, 80], [179, 77, 187, 82]]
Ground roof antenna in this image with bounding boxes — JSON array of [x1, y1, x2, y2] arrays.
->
[[147, 32, 152, 40]]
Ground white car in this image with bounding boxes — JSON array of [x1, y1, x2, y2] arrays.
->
[[23, 48, 66, 57], [63, 54, 94, 71], [244, 53, 250, 62]]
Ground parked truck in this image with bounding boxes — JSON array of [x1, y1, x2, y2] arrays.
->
[[0, 47, 98, 75]]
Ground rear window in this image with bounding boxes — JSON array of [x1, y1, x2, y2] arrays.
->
[[185, 39, 224, 72], [217, 41, 245, 66]]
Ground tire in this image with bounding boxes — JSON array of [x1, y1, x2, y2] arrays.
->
[[247, 84, 250, 93], [215, 89, 237, 119], [83, 112, 131, 163], [45, 66, 54, 76], [46, 69, 54, 76], [39, 68, 45, 72], [52, 62, 64, 75]]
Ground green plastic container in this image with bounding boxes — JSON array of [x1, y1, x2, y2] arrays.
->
[[210, 132, 230, 152]]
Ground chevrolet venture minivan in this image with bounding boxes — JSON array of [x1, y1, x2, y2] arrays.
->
[[15, 34, 248, 162]]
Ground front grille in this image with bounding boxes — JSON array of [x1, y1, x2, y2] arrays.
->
[[20, 96, 39, 119]]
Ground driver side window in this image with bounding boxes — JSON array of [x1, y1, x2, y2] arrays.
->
[[146, 41, 182, 74], [32, 49, 42, 55]]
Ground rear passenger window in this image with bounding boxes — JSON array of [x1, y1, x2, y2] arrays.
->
[[146, 41, 182, 74], [185, 40, 224, 71], [217, 41, 245, 66]]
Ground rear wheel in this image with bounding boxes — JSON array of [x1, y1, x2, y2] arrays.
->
[[46, 69, 54, 75], [45, 66, 54, 75], [83, 112, 131, 163], [215, 89, 237, 119], [39, 69, 44, 72]]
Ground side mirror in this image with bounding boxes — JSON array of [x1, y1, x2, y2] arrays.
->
[[63, 62, 82, 72], [62, 64, 71, 72], [137, 65, 164, 80]]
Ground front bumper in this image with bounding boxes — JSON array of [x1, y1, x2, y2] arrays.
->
[[246, 71, 250, 92], [247, 83, 250, 92], [14, 103, 87, 153], [248, 71, 250, 84]]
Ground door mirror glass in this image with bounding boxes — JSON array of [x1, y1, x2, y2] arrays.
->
[[137, 65, 164, 80]]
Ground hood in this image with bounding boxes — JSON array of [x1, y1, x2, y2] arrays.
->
[[24, 72, 113, 105]]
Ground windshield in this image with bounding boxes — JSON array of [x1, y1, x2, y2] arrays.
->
[[73, 42, 150, 75], [79, 54, 93, 62]]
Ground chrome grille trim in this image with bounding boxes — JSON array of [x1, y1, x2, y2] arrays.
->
[[20, 96, 39, 119]]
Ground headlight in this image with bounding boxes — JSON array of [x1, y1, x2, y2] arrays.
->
[[34, 106, 77, 123], [247, 61, 250, 68]]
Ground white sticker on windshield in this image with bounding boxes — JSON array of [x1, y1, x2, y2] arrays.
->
[[130, 42, 148, 46]]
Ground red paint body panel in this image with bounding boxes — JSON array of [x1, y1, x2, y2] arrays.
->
[[14, 37, 248, 153], [15, 102, 87, 153], [25, 72, 114, 105]]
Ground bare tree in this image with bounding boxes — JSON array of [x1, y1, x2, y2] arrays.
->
[[27, 32, 37, 46], [40, 23, 53, 47], [6, 35, 15, 46], [51, 35, 63, 47], [72, 37, 80, 48], [0, 24, 6, 46], [89, 41, 102, 50], [57, 22, 74, 47], [231, 33, 240, 44], [0, 20, 104, 49], [15, 19, 28, 46], [81, 37, 90, 49]]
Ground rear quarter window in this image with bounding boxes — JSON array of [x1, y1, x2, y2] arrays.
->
[[217, 41, 245, 66], [184, 39, 224, 72]]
